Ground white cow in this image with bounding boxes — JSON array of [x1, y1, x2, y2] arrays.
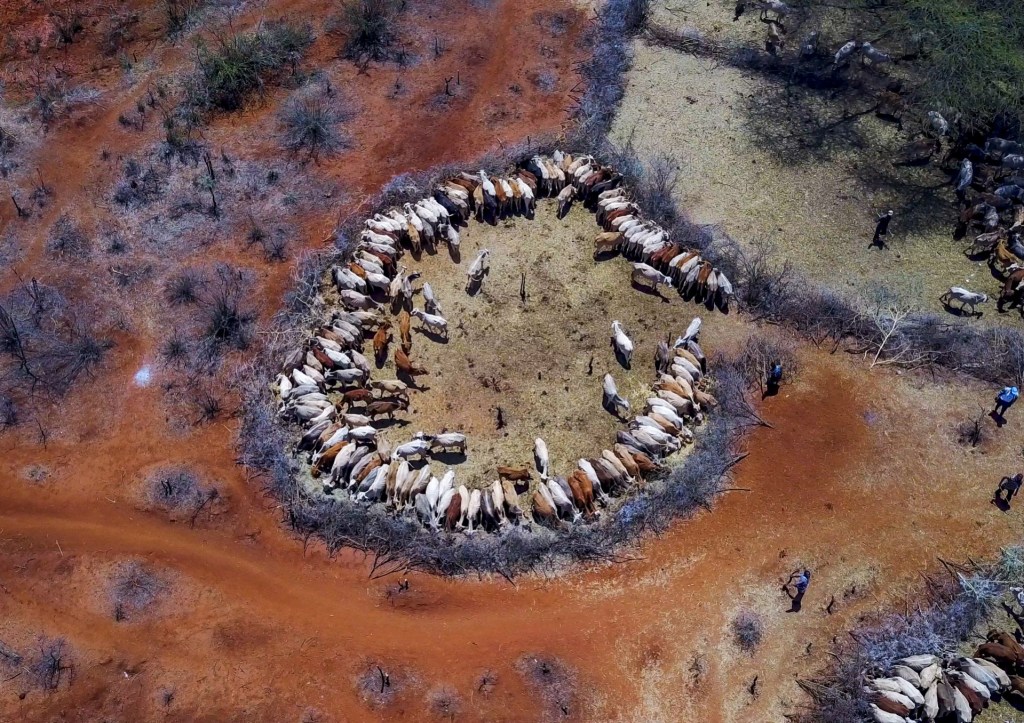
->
[[631, 262, 673, 292], [940, 286, 988, 316], [611, 320, 634, 367], [534, 437, 549, 478], [411, 308, 448, 337], [602, 373, 631, 416]]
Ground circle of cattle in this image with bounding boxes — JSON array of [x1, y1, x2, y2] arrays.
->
[[272, 151, 732, 536], [866, 627, 1024, 722]]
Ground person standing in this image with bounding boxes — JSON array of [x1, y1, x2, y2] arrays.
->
[[784, 569, 811, 611], [996, 473, 1024, 507], [872, 210, 894, 248], [994, 385, 1020, 419], [766, 361, 783, 397]]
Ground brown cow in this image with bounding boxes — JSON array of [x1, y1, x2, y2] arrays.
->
[[448, 176, 476, 193], [366, 399, 408, 419], [313, 440, 349, 475], [998, 268, 1024, 310], [395, 347, 428, 376], [497, 466, 531, 482], [311, 346, 335, 370], [632, 451, 660, 475], [347, 262, 367, 279], [516, 169, 538, 192], [531, 490, 559, 527], [567, 470, 596, 517], [354, 455, 382, 484], [373, 323, 391, 364], [602, 206, 634, 229], [490, 176, 507, 215], [649, 243, 683, 269], [398, 310, 412, 352], [443, 494, 462, 532], [987, 629, 1024, 657], [593, 232, 623, 257], [949, 673, 985, 715], [342, 388, 373, 405], [1007, 674, 1024, 702], [976, 641, 1022, 668], [693, 389, 718, 408], [871, 693, 911, 717], [363, 249, 396, 275], [613, 444, 641, 479], [500, 479, 524, 520]]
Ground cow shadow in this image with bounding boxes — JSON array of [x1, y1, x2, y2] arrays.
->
[[448, 245, 461, 264], [629, 280, 670, 303], [432, 451, 467, 466], [373, 418, 410, 430], [612, 346, 632, 370], [941, 302, 983, 319], [414, 327, 449, 345], [466, 276, 485, 296]]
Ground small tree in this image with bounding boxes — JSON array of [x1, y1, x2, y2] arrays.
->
[[279, 86, 352, 161]]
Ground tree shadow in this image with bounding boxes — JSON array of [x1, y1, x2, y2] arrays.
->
[[739, 73, 955, 240]]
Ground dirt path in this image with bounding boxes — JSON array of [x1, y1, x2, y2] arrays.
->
[[2, 341, 1022, 720]]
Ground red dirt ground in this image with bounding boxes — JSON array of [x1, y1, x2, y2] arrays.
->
[[2, 1, 1023, 721]]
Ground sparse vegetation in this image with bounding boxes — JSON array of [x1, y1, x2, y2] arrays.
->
[[165, 0, 205, 37], [147, 466, 221, 526], [188, 23, 314, 113], [199, 265, 256, 353], [166, 269, 206, 306], [46, 213, 91, 258], [731, 610, 764, 651], [334, 0, 402, 63], [110, 561, 167, 621], [279, 85, 353, 161], [113, 158, 163, 207]]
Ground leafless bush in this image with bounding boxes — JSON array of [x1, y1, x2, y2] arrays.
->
[[737, 331, 799, 392], [0, 279, 112, 400], [31, 73, 100, 125], [165, 269, 206, 306], [113, 158, 163, 207], [27, 638, 74, 691], [51, 9, 85, 46], [732, 610, 764, 651], [165, 0, 205, 37], [731, 236, 795, 319], [426, 686, 462, 719], [110, 561, 166, 621], [160, 330, 191, 368], [198, 265, 256, 354], [516, 655, 577, 718], [148, 467, 220, 525], [46, 213, 90, 258], [955, 409, 990, 447], [356, 663, 403, 708], [101, 12, 139, 55], [279, 84, 353, 161]]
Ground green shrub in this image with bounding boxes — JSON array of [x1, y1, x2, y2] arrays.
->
[[189, 22, 314, 112], [336, 0, 400, 62]]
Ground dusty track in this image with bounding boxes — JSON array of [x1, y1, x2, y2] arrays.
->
[[3, 335, 1023, 720]]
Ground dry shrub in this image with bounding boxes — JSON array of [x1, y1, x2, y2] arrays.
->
[[334, 0, 402, 63], [737, 331, 799, 391], [731, 610, 764, 651], [113, 158, 164, 207], [110, 561, 167, 621], [46, 213, 90, 258], [426, 686, 462, 719], [165, 268, 206, 306], [279, 84, 353, 161], [147, 466, 221, 526], [516, 655, 576, 718], [356, 663, 404, 708]]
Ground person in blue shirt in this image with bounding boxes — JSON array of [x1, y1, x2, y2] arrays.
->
[[765, 361, 783, 397], [994, 386, 1020, 419], [784, 569, 811, 611]]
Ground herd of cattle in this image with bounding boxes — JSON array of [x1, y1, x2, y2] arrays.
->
[[866, 627, 1024, 723], [271, 151, 722, 533], [947, 135, 1024, 314]]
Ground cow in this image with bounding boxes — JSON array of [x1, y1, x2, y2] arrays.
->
[[941, 286, 989, 316], [534, 437, 550, 478], [411, 308, 448, 338], [998, 268, 1024, 311], [611, 320, 634, 368], [497, 465, 531, 482], [395, 347, 428, 377], [366, 399, 408, 419], [602, 373, 630, 417]]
